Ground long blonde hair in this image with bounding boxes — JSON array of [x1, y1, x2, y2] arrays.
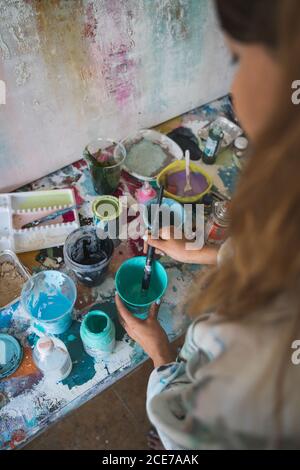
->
[[190, 0, 300, 319]]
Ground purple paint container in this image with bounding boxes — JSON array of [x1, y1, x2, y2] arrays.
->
[[167, 170, 209, 198]]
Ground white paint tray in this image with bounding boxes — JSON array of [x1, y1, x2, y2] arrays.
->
[[0, 189, 80, 253]]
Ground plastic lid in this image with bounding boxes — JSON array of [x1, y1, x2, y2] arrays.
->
[[0, 334, 23, 379], [234, 136, 249, 151], [37, 337, 54, 355], [92, 196, 122, 221]]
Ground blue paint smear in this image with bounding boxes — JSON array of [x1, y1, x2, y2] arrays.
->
[[59, 321, 96, 389], [218, 165, 240, 194], [27, 332, 38, 348], [187, 95, 234, 124], [0, 301, 20, 329], [0, 372, 42, 399], [80, 168, 98, 197], [147, 0, 208, 114]]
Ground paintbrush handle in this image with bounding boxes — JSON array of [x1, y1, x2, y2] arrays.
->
[[142, 185, 164, 291], [21, 205, 79, 229], [157, 184, 164, 206], [141, 246, 155, 290], [185, 150, 190, 181]]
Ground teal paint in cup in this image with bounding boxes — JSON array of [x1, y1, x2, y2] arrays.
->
[[80, 310, 116, 360], [115, 256, 168, 319], [21, 270, 77, 335], [143, 197, 186, 232]]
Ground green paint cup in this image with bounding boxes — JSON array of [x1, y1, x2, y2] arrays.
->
[[115, 256, 168, 319], [80, 310, 116, 360]]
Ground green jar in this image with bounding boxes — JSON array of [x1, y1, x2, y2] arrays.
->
[[80, 310, 116, 360], [92, 195, 122, 240], [84, 138, 126, 195]]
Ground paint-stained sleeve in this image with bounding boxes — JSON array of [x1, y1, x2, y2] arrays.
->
[[147, 375, 216, 450], [146, 315, 226, 449]]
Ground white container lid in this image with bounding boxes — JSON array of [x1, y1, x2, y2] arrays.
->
[[234, 136, 249, 151], [36, 337, 54, 355]]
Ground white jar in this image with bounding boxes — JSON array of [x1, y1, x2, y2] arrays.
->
[[33, 336, 72, 383]]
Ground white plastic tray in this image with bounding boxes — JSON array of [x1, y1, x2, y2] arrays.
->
[[0, 189, 80, 253]]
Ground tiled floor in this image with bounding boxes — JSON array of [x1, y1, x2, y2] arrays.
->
[[25, 336, 183, 450]]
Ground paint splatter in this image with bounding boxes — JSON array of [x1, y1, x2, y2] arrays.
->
[[218, 164, 240, 194], [0, 92, 239, 449], [14, 61, 31, 86], [83, 2, 97, 42], [60, 321, 96, 389]]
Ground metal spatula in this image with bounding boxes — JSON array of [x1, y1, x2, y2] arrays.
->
[[184, 150, 192, 193]]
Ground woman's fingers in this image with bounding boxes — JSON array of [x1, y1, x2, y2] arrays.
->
[[143, 238, 165, 256], [148, 299, 161, 320], [115, 294, 137, 327], [156, 249, 165, 256], [143, 232, 166, 253], [159, 225, 176, 240]]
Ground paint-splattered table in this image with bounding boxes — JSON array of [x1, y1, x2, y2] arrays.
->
[[0, 95, 242, 450]]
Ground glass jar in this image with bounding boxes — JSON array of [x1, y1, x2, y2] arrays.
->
[[202, 126, 224, 164], [84, 138, 126, 195], [205, 201, 230, 245]]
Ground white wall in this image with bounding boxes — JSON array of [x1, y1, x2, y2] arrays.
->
[[0, 0, 232, 191]]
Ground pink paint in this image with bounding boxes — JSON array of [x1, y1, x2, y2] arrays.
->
[[83, 2, 98, 42], [73, 159, 87, 171], [97, 1, 137, 107], [135, 182, 157, 204], [102, 44, 136, 106], [115, 170, 141, 198], [72, 186, 85, 205], [62, 211, 76, 223]]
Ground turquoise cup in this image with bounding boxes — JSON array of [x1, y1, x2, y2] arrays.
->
[[115, 256, 168, 319], [80, 310, 116, 360], [142, 197, 186, 232]]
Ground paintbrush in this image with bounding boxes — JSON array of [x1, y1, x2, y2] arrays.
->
[[141, 185, 164, 291], [21, 204, 81, 229], [184, 150, 192, 193], [211, 189, 231, 202]]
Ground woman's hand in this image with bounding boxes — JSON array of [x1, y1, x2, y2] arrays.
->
[[115, 294, 175, 368], [143, 226, 219, 265]]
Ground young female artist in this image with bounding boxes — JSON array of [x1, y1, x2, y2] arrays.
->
[[116, 0, 300, 449]]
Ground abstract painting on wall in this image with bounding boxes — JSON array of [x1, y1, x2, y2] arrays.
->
[[0, 0, 233, 191]]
